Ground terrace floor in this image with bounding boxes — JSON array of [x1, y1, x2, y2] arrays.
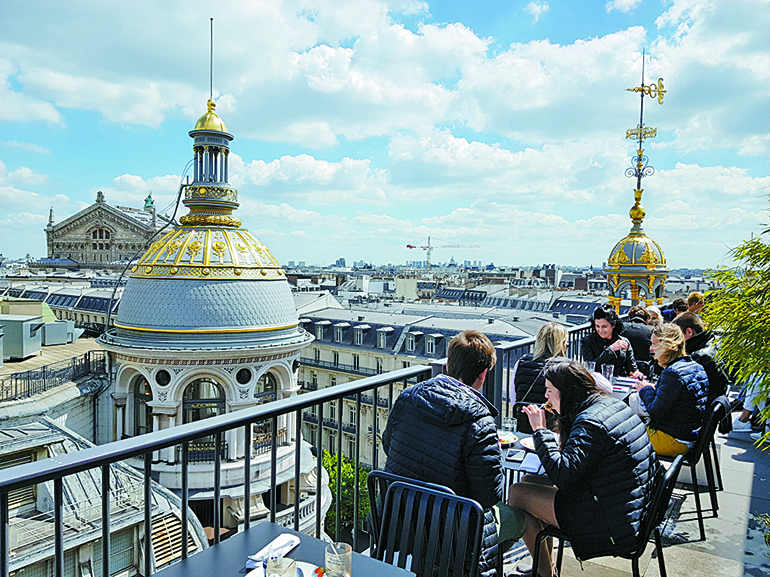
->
[[0, 338, 101, 376], [503, 425, 770, 576]]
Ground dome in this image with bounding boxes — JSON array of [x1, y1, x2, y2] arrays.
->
[[103, 98, 311, 351], [606, 229, 666, 271], [194, 99, 228, 133]]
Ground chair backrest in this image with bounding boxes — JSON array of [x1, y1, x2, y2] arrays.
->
[[634, 455, 685, 553], [367, 470, 454, 555], [376, 481, 484, 577], [688, 396, 730, 463]]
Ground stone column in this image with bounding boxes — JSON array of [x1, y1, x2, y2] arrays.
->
[[116, 405, 124, 441], [152, 413, 161, 462], [164, 414, 176, 463]]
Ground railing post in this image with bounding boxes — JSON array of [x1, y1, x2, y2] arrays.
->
[[493, 346, 505, 422], [54, 477, 64, 577], [144, 454, 152, 577], [181, 441, 189, 560], [1, 491, 8, 577], [101, 464, 110, 577], [214, 431, 222, 545], [243, 423, 251, 532]]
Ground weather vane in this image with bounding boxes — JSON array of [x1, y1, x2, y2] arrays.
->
[[624, 49, 666, 214]]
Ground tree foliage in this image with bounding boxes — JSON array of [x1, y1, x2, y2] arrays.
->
[[322, 450, 370, 534], [704, 219, 770, 439]]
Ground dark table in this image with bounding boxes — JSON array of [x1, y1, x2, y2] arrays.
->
[[154, 521, 415, 577]]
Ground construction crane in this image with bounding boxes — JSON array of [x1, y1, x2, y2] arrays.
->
[[406, 236, 480, 269]]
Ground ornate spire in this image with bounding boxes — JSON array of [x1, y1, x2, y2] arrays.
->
[[48, 206, 54, 226], [624, 48, 665, 228]]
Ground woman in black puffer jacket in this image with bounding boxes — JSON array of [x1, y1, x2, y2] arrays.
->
[[581, 304, 641, 377], [508, 360, 658, 577]]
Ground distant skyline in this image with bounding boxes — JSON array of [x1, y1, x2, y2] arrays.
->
[[1, 0, 769, 269]]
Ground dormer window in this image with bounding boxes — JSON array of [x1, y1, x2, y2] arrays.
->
[[354, 329, 363, 345], [316, 325, 324, 340], [426, 336, 435, 355], [377, 327, 394, 349], [406, 333, 415, 352], [334, 326, 343, 342]]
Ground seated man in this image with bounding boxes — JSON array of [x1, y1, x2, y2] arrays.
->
[[383, 330, 503, 577], [672, 312, 730, 404], [661, 298, 688, 322], [687, 291, 705, 315], [621, 305, 653, 372]]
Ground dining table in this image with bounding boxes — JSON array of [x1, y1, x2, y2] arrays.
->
[[153, 521, 415, 577]]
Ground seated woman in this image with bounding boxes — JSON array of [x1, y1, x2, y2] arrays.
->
[[633, 323, 708, 456], [512, 322, 568, 432], [508, 360, 658, 577], [581, 304, 641, 378]]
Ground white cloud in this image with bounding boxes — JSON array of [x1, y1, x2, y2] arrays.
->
[[0, 160, 49, 186], [0, 140, 51, 154], [524, 2, 550, 23], [605, 0, 642, 14], [0, 58, 63, 125]]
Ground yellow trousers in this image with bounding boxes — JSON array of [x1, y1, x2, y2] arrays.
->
[[647, 428, 689, 457]]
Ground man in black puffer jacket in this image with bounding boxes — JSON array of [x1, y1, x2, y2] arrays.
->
[[673, 312, 731, 404], [383, 330, 503, 577]]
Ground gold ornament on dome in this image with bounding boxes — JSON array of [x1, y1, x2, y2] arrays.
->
[[187, 240, 203, 263], [180, 214, 242, 227], [185, 185, 238, 202], [609, 246, 630, 267], [638, 242, 661, 266], [212, 241, 227, 264]]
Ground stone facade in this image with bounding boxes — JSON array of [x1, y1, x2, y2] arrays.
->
[[45, 191, 166, 267]]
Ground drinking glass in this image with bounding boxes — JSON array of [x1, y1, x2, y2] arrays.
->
[[266, 556, 296, 577], [325, 542, 352, 577], [602, 364, 615, 382], [583, 361, 596, 373], [501, 417, 518, 434]]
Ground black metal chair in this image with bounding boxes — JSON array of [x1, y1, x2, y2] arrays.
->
[[375, 481, 484, 577], [532, 456, 684, 577], [658, 395, 730, 541], [367, 470, 454, 558]]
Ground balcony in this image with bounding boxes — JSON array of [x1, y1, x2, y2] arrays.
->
[[0, 350, 106, 402], [3, 318, 763, 577], [300, 357, 378, 377]]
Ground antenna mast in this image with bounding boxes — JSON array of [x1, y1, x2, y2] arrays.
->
[[210, 18, 214, 100]]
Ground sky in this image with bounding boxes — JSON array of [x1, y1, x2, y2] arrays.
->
[[1, 0, 769, 269]]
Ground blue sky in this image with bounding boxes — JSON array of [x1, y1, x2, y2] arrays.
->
[[1, 0, 769, 268]]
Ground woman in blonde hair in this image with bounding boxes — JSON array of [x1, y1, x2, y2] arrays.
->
[[633, 323, 708, 456], [513, 322, 569, 407]]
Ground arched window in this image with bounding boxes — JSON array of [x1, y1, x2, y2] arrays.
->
[[183, 379, 226, 459], [183, 379, 225, 424], [255, 372, 277, 394], [133, 376, 153, 436]]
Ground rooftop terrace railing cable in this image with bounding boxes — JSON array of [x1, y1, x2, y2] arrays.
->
[[104, 158, 193, 331]]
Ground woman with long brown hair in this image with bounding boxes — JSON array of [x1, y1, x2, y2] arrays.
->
[[508, 360, 657, 577]]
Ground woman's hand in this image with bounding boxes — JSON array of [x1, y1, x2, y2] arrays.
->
[[630, 370, 646, 380], [609, 339, 629, 351], [523, 404, 547, 431], [633, 379, 653, 391]]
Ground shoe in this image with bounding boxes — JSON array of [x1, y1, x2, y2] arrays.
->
[[750, 431, 768, 444], [732, 418, 752, 432]]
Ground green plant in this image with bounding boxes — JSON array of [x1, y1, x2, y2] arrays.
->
[[704, 213, 770, 443], [322, 450, 370, 534], [758, 513, 770, 548]]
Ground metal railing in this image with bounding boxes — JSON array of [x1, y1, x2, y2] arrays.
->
[[300, 357, 378, 377], [0, 350, 107, 402], [0, 364, 433, 577]]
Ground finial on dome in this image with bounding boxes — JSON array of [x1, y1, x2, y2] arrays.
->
[[630, 188, 646, 224]]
